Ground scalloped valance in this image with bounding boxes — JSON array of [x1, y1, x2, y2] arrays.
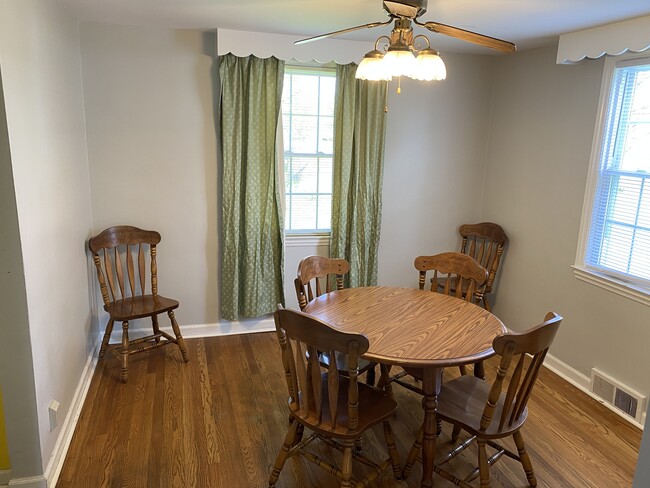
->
[[557, 15, 650, 64], [217, 29, 370, 64]]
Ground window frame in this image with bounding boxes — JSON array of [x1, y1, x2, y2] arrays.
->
[[574, 51, 650, 305], [281, 64, 336, 236]]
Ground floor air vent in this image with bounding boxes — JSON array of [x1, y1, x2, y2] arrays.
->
[[591, 368, 646, 423]]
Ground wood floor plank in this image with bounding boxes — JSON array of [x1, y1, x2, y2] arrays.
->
[[57, 333, 641, 488]]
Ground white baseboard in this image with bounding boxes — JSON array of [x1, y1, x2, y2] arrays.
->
[[127, 317, 276, 340], [43, 317, 274, 487], [7, 476, 46, 488], [43, 342, 100, 488], [544, 353, 645, 430]]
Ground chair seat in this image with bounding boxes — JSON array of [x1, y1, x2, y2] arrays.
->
[[436, 375, 528, 439], [290, 374, 397, 439], [104, 294, 179, 321]]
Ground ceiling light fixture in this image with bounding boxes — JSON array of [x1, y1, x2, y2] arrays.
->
[[356, 18, 446, 91]]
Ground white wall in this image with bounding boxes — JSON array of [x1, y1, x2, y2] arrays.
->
[[77, 25, 498, 325], [483, 44, 650, 396], [379, 54, 496, 287], [0, 66, 42, 480], [80, 24, 220, 328], [0, 0, 94, 477]]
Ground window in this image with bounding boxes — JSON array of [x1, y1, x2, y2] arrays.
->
[[576, 54, 650, 302], [281, 67, 336, 234]]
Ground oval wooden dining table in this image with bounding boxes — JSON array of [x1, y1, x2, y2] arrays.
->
[[303, 286, 507, 488]]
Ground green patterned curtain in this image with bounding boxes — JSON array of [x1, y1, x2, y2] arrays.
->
[[219, 54, 285, 320], [330, 63, 388, 288]]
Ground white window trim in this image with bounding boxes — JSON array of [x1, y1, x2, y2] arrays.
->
[[574, 51, 650, 304], [284, 234, 330, 248], [572, 266, 650, 306]]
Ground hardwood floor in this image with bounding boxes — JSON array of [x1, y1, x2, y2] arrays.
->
[[57, 333, 641, 487]]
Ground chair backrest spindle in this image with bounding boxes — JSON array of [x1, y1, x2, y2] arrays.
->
[[459, 223, 508, 295], [295, 256, 350, 310], [89, 226, 162, 305], [480, 312, 562, 432], [274, 307, 368, 432], [414, 252, 488, 304]]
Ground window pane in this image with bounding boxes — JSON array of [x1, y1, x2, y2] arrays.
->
[[319, 76, 336, 115], [610, 176, 641, 225], [291, 75, 319, 115], [284, 157, 292, 194], [600, 223, 633, 272], [629, 229, 650, 280], [283, 68, 335, 233], [291, 157, 318, 193], [319, 158, 333, 193], [620, 122, 650, 172], [638, 183, 650, 228], [319, 116, 334, 154], [291, 195, 317, 230], [318, 195, 332, 230], [291, 115, 318, 153]]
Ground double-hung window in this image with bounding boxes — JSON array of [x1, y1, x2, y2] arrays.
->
[[281, 66, 336, 234], [576, 54, 650, 302]]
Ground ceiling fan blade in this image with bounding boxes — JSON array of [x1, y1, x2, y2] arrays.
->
[[416, 20, 516, 53], [294, 19, 393, 45]]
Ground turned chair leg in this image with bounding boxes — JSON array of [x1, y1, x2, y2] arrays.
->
[[513, 431, 537, 487], [152, 314, 161, 343], [378, 364, 394, 399], [269, 419, 299, 486], [478, 439, 490, 487], [99, 319, 114, 359], [403, 425, 423, 480], [473, 361, 486, 379], [121, 321, 129, 383], [168, 310, 189, 363], [366, 364, 376, 386], [354, 437, 363, 453], [383, 421, 402, 480], [340, 440, 354, 488]]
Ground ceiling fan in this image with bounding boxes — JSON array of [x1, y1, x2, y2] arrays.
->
[[294, 0, 516, 54]]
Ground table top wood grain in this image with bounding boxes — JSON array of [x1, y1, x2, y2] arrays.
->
[[304, 286, 506, 369]]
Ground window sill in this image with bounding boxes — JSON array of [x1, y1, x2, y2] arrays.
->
[[285, 234, 330, 247], [572, 266, 650, 306]]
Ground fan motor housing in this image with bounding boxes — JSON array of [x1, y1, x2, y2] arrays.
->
[[383, 0, 427, 18]]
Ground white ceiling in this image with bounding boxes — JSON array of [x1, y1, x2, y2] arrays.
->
[[58, 0, 650, 54]]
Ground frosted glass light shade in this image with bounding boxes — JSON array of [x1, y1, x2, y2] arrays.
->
[[356, 51, 392, 81], [383, 48, 416, 77], [412, 49, 446, 81]]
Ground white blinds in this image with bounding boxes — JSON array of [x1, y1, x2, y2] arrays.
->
[[586, 60, 650, 284]]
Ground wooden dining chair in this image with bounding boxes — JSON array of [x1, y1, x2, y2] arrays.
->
[[89, 225, 189, 383], [391, 252, 489, 395], [295, 255, 377, 386], [443, 222, 508, 312], [413, 312, 563, 488], [269, 307, 402, 487]]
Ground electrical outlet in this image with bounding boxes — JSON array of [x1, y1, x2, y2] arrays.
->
[[48, 400, 60, 432]]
